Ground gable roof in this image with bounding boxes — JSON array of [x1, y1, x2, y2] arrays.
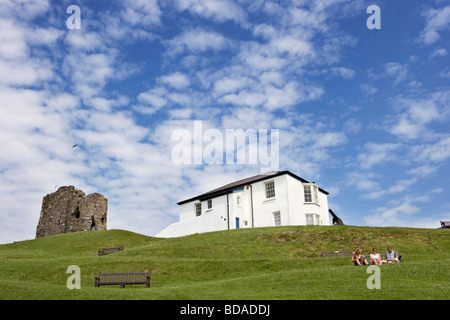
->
[[177, 170, 329, 205]]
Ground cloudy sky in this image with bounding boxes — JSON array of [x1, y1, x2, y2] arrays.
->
[[1, 0, 449, 244]]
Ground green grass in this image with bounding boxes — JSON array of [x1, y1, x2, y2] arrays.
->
[[0, 226, 449, 300]]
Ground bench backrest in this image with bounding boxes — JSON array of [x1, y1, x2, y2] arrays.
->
[[321, 251, 353, 257]]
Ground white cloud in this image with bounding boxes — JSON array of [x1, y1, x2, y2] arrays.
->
[[414, 137, 450, 163], [0, 0, 50, 20], [137, 87, 167, 110], [384, 62, 409, 85], [64, 31, 106, 52], [121, 0, 161, 26], [407, 165, 437, 178], [289, 6, 328, 31], [360, 83, 378, 96], [240, 49, 287, 71], [388, 178, 418, 193], [174, 0, 248, 25], [63, 52, 116, 99], [221, 90, 266, 108], [0, 19, 28, 59], [386, 90, 450, 140], [160, 72, 191, 90], [330, 67, 355, 79], [313, 131, 347, 148], [439, 68, 450, 79], [264, 82, 301, 110], [430, 48, 448, 58], [357, 142, 401, 169], [419, 5, 450, 45], [346, 171, 380, 192], [365, 192, 445, 228], [213, 76, 252, 96], [271, 36, 314, 57], [166, 28, 230, 57]]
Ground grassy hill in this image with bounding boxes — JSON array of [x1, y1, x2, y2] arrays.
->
[[0, 225, 449, 300]]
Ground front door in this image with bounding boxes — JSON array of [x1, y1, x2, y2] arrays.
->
[[235, 217, 240, 229]]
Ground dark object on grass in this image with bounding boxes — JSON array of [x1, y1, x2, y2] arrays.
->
[[98, 246, 124, 256], [329, 209, 344, 225]]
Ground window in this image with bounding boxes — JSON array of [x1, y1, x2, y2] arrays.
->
[[265, 181, 275, 199], [207, 199, 212, 210], [313, 187, 318, 204], [236, 196, 240, 206], [303, 183, 319, 205], [273, 212, 281, 226], [306, 213, 321, 226], [304, 185, 312, 203], [195, 203, 201, 217]]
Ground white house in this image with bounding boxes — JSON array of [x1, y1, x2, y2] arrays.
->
[[156, 171, 330, 238]]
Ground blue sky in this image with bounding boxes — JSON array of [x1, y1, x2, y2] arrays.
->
[[0, 0, 449, 244]]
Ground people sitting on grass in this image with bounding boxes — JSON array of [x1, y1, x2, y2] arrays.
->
[[352, 248, 369, 266], [369, 247, 383, 265], [351, 246, 402, 266], [385, 246, 402, 263]]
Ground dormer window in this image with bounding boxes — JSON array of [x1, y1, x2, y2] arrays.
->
[[303, 183, 319, 205]]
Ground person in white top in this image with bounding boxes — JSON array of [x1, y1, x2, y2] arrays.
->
[[369, 247, 383, 265], [386, 246, 401, 263]]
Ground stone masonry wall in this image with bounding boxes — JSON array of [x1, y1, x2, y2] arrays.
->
[[35, 186, 107, 239]]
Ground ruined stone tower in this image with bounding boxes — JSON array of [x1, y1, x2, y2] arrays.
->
[[35, 186, 107, 239]]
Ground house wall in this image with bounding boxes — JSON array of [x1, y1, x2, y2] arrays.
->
[[157, 194, 229, 237], [229, 189, 246, 229], [285, 175, 330, 226], [250, 175, 290, 227]]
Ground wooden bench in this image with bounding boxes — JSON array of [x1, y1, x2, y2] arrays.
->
[[98, 246, 124, 256], [94, 271, 151, 288], [321, 250, 353, 257]]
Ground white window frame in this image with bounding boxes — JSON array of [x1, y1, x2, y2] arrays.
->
[[195, 203, 202, 217], [303, 183, 319, 205], [273, 211, 281, 226], [206, 199, 212, 210], [304, 185, 312, 203], [264, 180, 276, 199], [305, 213, 321, 226], [305, 213, 314, 225]]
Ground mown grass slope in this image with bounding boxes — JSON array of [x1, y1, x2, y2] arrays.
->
[[0, 226, 449, 300]]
